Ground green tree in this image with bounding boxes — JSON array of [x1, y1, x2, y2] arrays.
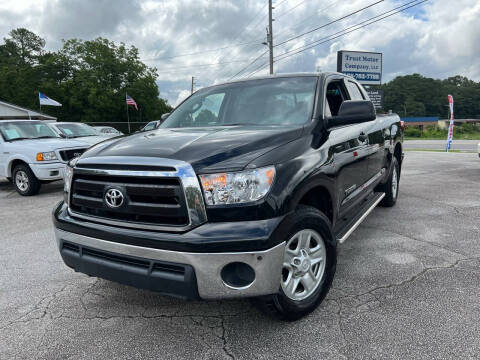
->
[[0, 28, 172, 130]]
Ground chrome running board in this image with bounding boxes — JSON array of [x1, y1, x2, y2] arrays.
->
[[336, 192, 385, 244]]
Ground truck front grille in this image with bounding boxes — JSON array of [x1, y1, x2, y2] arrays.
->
[[69, 173, 190, 228], [59, 148, 88, 162]]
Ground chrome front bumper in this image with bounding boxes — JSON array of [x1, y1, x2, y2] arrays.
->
[[55, 228, 284, 300]]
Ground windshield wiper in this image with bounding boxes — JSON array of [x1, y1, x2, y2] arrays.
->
[[8, 137, 33, 142], [35, 136, 57, 139]]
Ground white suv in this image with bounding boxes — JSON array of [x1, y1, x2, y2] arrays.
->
[[0, 120, 89, 196]]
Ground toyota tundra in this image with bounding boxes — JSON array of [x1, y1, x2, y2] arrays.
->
[[53, 73, 403, 320]]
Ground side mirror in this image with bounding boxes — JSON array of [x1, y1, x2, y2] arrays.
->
[[160, 113, 170, 121], [329, 100, 375, 127]]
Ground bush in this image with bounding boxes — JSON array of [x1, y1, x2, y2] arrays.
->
[[404, 127, 422, 137]]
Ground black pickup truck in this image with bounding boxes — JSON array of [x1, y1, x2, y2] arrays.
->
[[53, 73, 403, 320]]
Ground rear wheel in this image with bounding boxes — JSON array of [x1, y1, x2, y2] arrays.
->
[[13, 164, 41, 196], [379, 157, 399, 207], [254, 206, 336, 321]]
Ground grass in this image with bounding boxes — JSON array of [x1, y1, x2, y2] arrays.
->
[[404, 123, 480, 140]]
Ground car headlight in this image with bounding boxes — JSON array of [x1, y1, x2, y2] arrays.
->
[[199, 166, 275, 205], [36, 151, 57, 161], [63, 158, 78, 196]]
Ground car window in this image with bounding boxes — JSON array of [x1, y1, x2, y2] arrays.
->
[[56, 123, 98, 137], [325, 81, 348, 116], [143, 122, 157, 131], [161, 77, 317, 128], [345, 80, 364, 100], [0, 121, 58, 141]]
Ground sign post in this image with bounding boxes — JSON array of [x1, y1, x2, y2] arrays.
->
[[446, 95, 454, 152], [337, 50, 382, 85]]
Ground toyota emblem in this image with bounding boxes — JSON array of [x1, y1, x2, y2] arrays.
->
[[105, 188, 124, 208]]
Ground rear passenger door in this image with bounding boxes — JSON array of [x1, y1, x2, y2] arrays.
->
[[346, 80, 385, 181], [326, 77, 371, 217]]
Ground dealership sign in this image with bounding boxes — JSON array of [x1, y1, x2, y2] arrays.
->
[[365, 89, 384, 109], [337, 50, 382, 85]]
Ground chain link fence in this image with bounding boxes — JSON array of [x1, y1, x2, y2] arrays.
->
[[84, 122, 150, 135]]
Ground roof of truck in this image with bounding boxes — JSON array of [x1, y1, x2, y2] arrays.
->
[[201, 72, 348, 90]]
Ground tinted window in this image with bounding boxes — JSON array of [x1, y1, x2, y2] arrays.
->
[[161, 77, 317, 128], [346, 81, 364, 100], [326, 81, 348, 116]]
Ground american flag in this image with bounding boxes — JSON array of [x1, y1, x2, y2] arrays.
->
[[126, 94, 138, 110]]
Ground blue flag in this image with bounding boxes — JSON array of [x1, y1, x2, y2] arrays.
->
[[39, 92, 62, 106]]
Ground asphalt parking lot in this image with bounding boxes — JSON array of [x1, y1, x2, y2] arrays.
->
[[1, 151, 479, 360]]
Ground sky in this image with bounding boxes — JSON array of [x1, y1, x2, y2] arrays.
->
[[0, 0, 478, 106]]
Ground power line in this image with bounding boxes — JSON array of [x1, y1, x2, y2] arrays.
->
[[228, 50, 269, 80], [214, 3, 269, 80], [246, 0, 428, 77], [242, 0, 384, 77], [275, 0, 384, 48], [154, 59, 251, 74], [274, 0, 290, 8], [275, 0, 309, 20], [274, 0, 341, 39], [143, 41, 262, 61], [275, 0, 427, 62], [145, 4, 267, 63]]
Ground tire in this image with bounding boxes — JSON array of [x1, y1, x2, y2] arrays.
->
[[379, 157, 399, 207], [254, 206, 337, 321], [12, 164, 41, 196]]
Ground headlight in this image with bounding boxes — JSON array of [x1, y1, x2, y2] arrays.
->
[[63, 158, 78, 196], [199, 166, 275, 205], [36, 151, 57, 161]]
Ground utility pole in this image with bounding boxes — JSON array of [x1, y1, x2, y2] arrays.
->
[[268, 0, 274, 74], [191, 76, 195, 94]]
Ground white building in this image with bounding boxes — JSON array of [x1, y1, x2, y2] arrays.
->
[[0, 100, 56, 122]]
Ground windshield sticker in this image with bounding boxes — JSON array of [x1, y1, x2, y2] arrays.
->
[[5, 129, 20, 138]]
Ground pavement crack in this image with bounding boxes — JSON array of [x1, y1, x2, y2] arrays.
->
[[360, 224, 467, 257], [326, 299, 350, 360], [0, 283, 71, 330], [220, 316, 235, 360], [337, 256, 480, 303]]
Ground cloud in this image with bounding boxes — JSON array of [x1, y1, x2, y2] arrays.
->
[[174, 90, 191, 107], [1, 0, 479, 104]]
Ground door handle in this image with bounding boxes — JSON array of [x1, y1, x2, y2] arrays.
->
[[358, 132, 368, 142]]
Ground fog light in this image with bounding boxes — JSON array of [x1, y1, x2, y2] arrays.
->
[[221, 262, 255, 289]]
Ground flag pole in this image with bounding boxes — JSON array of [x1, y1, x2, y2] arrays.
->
[[126, 93, 131, 134]]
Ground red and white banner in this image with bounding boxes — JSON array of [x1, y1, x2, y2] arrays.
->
[[446, 95, 454, 152]]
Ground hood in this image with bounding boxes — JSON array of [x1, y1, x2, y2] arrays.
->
[[8, 137, 90, 151], [69, 135, 107, 146], [81, 125, 304, 172]]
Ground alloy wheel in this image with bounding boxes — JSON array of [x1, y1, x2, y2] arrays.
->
[[281, 229, 326, 301]]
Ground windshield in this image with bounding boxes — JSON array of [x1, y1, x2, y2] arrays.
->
[[160, 77, 317, 128], [0, 121, 59, 141], [56, 123, 98, 137]]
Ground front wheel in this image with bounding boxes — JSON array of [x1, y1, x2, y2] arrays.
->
[[254, 206, 336, 321], [13, 164, 41, 196]]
